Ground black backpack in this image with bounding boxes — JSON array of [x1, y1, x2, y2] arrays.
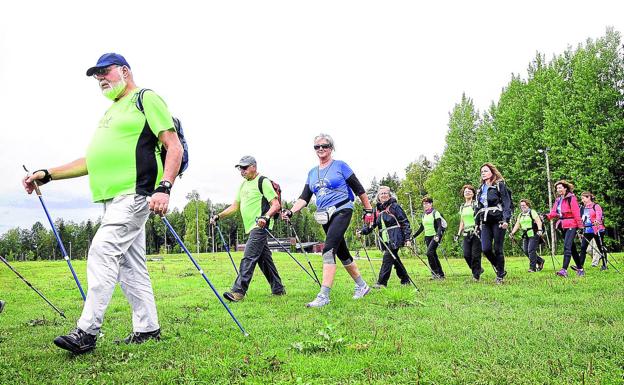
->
[[258, 176, 282, 221], [136, 88, 189, 176], [495, 182, 514, 213]]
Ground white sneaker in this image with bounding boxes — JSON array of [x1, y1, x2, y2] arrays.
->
[[306, 294, 330, 308], [353, 284, 371, 299]]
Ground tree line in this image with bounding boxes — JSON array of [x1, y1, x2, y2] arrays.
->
[[2, 28, 622, 260]]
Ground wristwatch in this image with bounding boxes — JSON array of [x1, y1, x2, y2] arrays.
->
[[154, 180, 172, 195]]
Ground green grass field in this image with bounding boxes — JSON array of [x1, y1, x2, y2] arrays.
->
[[1, 250, 623, 384]]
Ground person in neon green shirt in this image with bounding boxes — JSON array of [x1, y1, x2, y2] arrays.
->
[[211, 156, 285, 302], [510, 199, 545, 272], [454, 184, 484, 280], [23, 53, 183, 354], [413, 196, 446, 279]]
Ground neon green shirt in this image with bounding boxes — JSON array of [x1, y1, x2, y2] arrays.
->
[[422, 210, 441, 237], [236, 175, 277, 233], [86, 89, 174, 202], [460, 203, 477, 232], [518, 209, 538, 237]]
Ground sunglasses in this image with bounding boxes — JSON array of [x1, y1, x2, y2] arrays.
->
[[237, 165, 251, 171], [313, 144, 332, 150], [92, 65, 119, 77]]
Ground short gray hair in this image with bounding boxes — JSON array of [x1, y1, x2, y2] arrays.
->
[[314, 133, 335, 151]]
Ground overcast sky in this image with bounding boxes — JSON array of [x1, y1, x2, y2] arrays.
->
[[1, 1, 622, 235]]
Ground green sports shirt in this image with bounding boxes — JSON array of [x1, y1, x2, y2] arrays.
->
[[236, 175, 277, 233], [86, 89, 174, 202], [422, 210, 441, 237]]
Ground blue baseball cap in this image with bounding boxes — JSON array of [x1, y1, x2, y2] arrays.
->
[[85, 53, 131, 76]]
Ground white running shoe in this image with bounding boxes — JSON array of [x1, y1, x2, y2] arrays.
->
[[353, 284, 371, 299], [306, 294, 330, 308]]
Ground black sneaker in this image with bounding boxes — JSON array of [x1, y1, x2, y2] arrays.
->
[[272, 289, 287, 296], [0, 300, 5, 313], [123, 328, 161, 344], [536, 260, 545, 271], [53, 328, 97, 354]]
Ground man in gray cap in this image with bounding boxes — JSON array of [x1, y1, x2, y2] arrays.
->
[[210, 156, 285, 301], [22, 53, 183, 354]]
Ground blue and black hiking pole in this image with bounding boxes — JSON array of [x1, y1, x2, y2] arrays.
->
[[1, 255, 66, 318], [23, 165, 86, 301], [160, 215, 249, 336], [214, 223, 239, 276]]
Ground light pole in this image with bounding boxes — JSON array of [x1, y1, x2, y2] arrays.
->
[[69, 241, 72, 259], [538, 147, 556, 258], [405, 192, 415, 225]]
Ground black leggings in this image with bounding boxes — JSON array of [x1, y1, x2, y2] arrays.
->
[[425, 236, 444, 277], [522, 235, 544, 270], [561, 228, 582, 269], [480, 221, 506, 278], [322, 208, 353, 265], [462, 234, 482, 276]]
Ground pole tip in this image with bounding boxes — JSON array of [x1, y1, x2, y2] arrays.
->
[[60, 313, 67, 319], [244, 332, 250, 337]]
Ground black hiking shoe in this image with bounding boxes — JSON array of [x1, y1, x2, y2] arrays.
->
[[0, 300, 5, 313], [123, 328, 161, 344], [536, 260, 545, 271], [272, 289, 287, 296], [53, 328, 97, 354]]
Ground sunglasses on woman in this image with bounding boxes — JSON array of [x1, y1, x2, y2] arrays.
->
[[313, 144, 332, 150]]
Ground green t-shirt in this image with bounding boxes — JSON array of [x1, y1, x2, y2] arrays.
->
[[236, 175, 278, 233], [518, 209, 538, 237], [422, 210, 441, 237], [460, 203, 477, 231], [86, 89, 174, 202]]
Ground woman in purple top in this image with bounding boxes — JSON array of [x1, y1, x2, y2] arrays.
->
[[282, 134, 375, 308]]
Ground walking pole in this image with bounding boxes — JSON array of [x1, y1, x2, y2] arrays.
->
[[1, 255, 66, 318], [160, 215, 249, 336], [579, 233, 620, 273], [406, 237, 436, 276], [438, 245, 455, 276], [263, 228, 319, 286], [542, 218, 558, 272], [372, 232, 419, 291], [287, 222, 321, 286], [23, 166, 86, 301], [214, 223, 239, 276], [356, 232, 378, 283]]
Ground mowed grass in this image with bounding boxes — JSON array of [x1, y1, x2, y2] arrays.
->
[[1, 250, 623, 385]]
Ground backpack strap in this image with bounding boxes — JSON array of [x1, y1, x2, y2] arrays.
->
[[135, 88, 152, 113], [258, 176, 266, 197]]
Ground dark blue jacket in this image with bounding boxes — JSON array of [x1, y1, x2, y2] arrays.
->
[[361, 198, 411, 249], [475, 181, 513, 224]]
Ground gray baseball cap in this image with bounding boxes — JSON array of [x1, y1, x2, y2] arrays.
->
[[235, 155, 257, 168]]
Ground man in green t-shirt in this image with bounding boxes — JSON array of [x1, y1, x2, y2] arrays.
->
[[22, 53, 183, 355], [211, 156, 285, 302]]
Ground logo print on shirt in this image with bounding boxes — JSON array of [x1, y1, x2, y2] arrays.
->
[[315, 178, 331, 197], [99, 115, 112, 129]]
